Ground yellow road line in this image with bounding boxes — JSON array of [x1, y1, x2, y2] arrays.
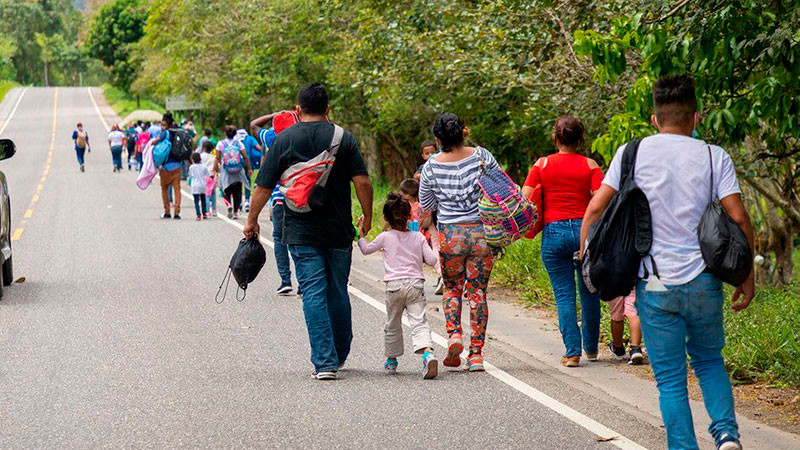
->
[[15, 89, 57, 243]]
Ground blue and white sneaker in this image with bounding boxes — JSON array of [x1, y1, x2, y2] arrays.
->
[[312, 371, 337, 381], [422, 349, 438, 379], [717, 435, 741, 450], [384, 357, 398, 374]]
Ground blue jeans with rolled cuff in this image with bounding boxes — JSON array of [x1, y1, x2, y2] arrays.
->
[[288, 245, 353, 373]]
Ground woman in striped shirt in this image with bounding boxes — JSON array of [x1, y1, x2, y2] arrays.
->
[[419, 113, 500, 372]]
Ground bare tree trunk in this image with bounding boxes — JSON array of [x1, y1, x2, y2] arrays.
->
[[43, 63, 49, 87], [766, 209, 795, 286]]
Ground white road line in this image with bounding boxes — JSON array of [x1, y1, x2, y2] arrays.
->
[[0, 87, 29, 136], [87, 87, 110, 132], [91, 90, 648, 450]]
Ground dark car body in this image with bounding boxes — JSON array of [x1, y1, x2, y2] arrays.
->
[[0, 138, 15, 297]]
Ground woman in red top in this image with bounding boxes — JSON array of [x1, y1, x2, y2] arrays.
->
[[522, 116, 603, 367]]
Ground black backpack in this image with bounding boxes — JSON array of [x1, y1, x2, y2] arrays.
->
[[168, 127, 193, 161], [697, 146, 752, 286], [215, 238, 267, 303], [581, 140, 653, 301]]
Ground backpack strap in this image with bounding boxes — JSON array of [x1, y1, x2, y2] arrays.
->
[[706, 145, 714, 204], [329, 124, 344, 156], [314, 125, 345, 190], [477, 147, 486, 174], [619, 139, 641, 187]]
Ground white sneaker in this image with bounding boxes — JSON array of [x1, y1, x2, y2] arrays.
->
[[422, 350, 438, 380], [312, 371, 337, 380], [276, 284, 293, 296], [244, 201, 250, 212], [718, 436, 741, 450]]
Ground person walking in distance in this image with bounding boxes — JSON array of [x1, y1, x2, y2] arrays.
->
[[188, 152, 210, 221], [244, 83, 373, 380], [521, 117, 603, 367], [150, 112, 183, 219], [107, 124, 126, 172], [251, 109, 294, 296], [581, 74, 755, 450], [418, 113, 500, 372], [72, 122, 91, 172], [214, 126, 252, 220]]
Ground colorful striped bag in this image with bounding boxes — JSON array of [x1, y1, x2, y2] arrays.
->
[[477, 154, 537, 248]]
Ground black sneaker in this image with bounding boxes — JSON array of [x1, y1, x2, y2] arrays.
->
[[80, 165, 85, 172], [161, 213, 171, 219], [434, 277, 444, 295], [628, 346, 644, 365], [173, 214, 181, 220], [608, 343, 627, 361], [276, 284, 293, 296]]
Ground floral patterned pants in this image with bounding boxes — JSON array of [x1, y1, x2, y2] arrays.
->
[[438, 222, 497, 355]]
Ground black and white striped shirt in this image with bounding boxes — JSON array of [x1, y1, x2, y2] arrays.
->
[[419, 147, 499, 224]]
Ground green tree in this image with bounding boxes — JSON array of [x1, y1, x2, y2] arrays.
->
[[85, 0, 146, 93], [0, 0, 85, 85], [574, 0, 800, 285]]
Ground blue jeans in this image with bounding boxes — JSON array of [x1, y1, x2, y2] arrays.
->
[[206, 185, 217, 212], [540, 219, 601, 357], [636, 273, 738, 449], [271, 204, 292, 286], [111, 145, 123, 170], [288, 245, 353, 373], [193, 194, 207, 216], [75, 147, 86, 166]]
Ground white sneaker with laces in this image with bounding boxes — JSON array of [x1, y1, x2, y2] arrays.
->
[[312, 371, 337, 380]]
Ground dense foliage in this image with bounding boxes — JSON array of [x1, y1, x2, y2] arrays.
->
[[85, 0, 146, 92], [131, 0, 633, 180], [0, 0, 87, 86], [575, 0, 800, 284]]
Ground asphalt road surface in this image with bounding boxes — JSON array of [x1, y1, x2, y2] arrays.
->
[[0, 87, 676, 449]]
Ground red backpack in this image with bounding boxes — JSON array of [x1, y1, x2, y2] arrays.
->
[[279, 125, 344, 213]]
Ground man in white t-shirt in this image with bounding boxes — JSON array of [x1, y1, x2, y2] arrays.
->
[[581, 74, 754, 450]]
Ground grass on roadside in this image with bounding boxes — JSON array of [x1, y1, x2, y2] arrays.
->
[[0, 80, 19, 106], [724, 285, 800, 387], [351, 177, 393, 240], [101, 83, 164, 119]]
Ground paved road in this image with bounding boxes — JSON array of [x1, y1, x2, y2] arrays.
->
[[0, 87, 675, 449]]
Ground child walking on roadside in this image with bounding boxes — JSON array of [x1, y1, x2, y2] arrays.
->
[[200, 140, 218, 217], [400, 178, 442, 293], [188, 152, 211, 221], [357, 193, 439, 379], [608, 290, 645, 365]]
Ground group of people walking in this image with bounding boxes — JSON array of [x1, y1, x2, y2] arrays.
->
[[242, 76, 753, 450], [72, 74, 751, 450]]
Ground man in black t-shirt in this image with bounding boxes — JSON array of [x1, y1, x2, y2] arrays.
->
[[244, 83, 373, 380]]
